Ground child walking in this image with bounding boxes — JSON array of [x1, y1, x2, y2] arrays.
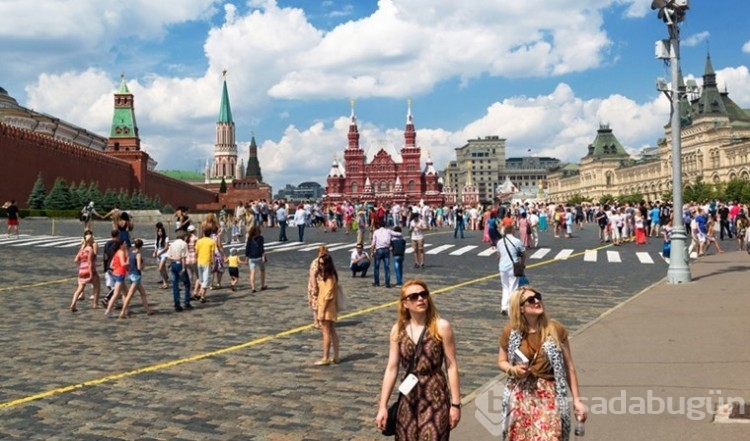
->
[[120, 239, 154, 318], [224, 248, 246, 291]]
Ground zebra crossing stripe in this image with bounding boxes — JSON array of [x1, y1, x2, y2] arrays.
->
[[449, 245, 478, 256], [529, 248, 551, 259], [583, 250, 597, 262], [8, 236, 59, 246], [327, 243, 358, 252], [553, 249, 574, 260], [478, 247, 496, 257], [297, 242, 328, 251], [38, 237, 84, 247], [607, 251, 621, 263], [406, 243, 434, 254], [426, 244, 455, 255], [636, 252, 654, 264], [0, 234, 30, 242]]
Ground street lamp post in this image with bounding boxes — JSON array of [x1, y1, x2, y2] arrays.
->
[[652, 0, 691, 283]]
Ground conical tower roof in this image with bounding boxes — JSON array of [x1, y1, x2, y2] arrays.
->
[[584, 124, 629, 158]]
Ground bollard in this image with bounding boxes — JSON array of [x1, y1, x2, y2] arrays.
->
[[52, 218, 56, 236]]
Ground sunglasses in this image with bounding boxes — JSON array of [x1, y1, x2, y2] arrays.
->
[[404, 291, 430, 302], [520, 292, 542, 306]]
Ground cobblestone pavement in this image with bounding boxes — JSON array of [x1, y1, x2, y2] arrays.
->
[[0, 220, 666, 440]]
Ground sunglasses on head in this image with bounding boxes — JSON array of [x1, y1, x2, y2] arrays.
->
[[404, 291, 430, 302], [520, 292, 542, 306]]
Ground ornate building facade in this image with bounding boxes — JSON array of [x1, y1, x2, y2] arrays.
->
[[324, 101, 442, 205], [548, 54, 750, 202]]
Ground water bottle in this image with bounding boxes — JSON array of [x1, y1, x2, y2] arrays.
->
[[574, 418, 585, 437]]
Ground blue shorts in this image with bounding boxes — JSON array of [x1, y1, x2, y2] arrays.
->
[[128, 274, 142, 285], [112, 274, 126, 283], [248, 258, 264, 271]]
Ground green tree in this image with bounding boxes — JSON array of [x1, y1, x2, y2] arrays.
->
[[43, 178, 72, 210], [162, 203, 175, 214], [683, 177, 715, 203], [722, 178, 750, 203], [219, 177, 228, 193], [27, 174, 47, 209], [117, 189, 131, 209], [102, 188, 118, 211], [599, 194, 616, 206], [87, 182, 103, 207], [130, 191, 148, 209], [566, 194, 588, 206], [71, 180, 89, 209], [150, 195, 162, 210]]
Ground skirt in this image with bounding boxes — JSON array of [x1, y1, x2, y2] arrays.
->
[[507, 377, 563, 440]]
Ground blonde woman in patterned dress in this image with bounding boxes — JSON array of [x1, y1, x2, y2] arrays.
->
[[497, 287, 587, 440], [376, 279, 461, 439]]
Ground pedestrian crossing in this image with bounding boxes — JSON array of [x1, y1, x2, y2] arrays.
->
[[0, 234, 664, 264]]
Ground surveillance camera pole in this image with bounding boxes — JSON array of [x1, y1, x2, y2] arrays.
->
[[662, 8, 692, 283]]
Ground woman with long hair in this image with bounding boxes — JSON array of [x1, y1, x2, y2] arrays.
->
[[245, 223, 267, 292], [313, 254, 339, 366], [69, 230, 101, 312], [153, 222, 170, 289], [307, 245, 329, 329], [375, 279, 461, 439], [497, 287, 586, 440]]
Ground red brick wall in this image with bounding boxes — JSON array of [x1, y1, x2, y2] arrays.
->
[[0, 123, 217, 211]]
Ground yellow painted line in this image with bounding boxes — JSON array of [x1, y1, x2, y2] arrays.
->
[[0, 243, 610, 409], [0, 271, 502, 410], [0, 277, 77, 292]]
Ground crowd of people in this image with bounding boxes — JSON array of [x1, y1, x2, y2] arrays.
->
[[46, 194, 750, 439]]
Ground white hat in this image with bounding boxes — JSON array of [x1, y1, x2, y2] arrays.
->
[[187, 225, 196, 232]]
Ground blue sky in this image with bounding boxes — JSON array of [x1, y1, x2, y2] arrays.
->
[[1, 0, 749, 193]]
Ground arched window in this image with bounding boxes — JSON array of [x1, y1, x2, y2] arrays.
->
[[379, 181, 387, 193], [408, 180, 416, 192], [605, 171, 613, 187], [351, 182, 358, 194]]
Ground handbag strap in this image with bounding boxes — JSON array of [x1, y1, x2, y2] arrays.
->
[[501, 236, 517, 262]]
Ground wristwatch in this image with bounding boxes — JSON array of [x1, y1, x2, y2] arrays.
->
[[451, 402, 461, 409]]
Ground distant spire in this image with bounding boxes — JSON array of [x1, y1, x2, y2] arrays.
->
[[219, 71, 233, 123], [406, 98, 412, 124], [118, 73, 129, 94], [347, 99, 360, 150]]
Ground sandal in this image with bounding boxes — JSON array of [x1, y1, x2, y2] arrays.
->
[[313, 358, 331, 366], [261, 286, 268, 291], [332, 357, 341, 365]]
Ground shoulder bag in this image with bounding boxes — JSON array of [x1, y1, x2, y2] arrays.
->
[[382, 326, 427, 436], [502, 237, 525, 277]]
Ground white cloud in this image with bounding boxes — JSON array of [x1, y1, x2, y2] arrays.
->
[[254, 83, 671, 188], [683, 31, 710, 48], [743, 41, 750, 54]]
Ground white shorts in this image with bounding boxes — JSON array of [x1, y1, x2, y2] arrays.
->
[[198, 265, 211, 288]]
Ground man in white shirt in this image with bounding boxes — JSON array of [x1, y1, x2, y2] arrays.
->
[[166, 229, 192, 311], [370, 222, 392, 287], [276, 203, 288, 241], [350, 243, 371, 277]]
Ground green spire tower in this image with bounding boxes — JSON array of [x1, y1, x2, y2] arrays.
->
[[107, 74, 140, 151], [211, 70, 239, 180]]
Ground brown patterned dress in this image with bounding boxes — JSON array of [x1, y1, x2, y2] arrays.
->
[[396, 328, 450, 441]]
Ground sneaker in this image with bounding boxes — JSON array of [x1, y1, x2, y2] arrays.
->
[[174, 305, 184, 312], [184, 304, 194, 310], [104, 311, 114, 318]]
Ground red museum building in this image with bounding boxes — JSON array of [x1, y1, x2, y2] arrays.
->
[[325, 101, 443, 206]]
